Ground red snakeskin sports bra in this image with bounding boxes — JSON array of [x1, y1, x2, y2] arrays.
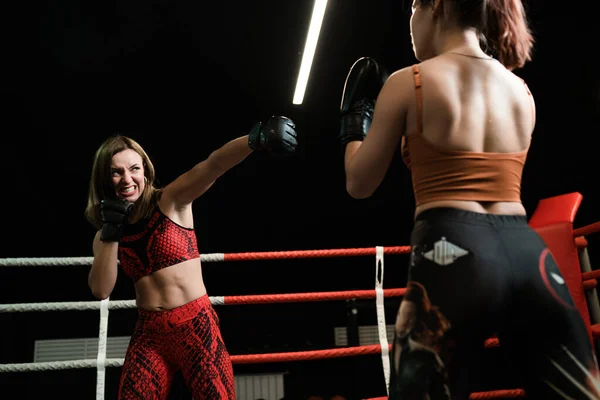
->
[[118, 207, 200, 282]]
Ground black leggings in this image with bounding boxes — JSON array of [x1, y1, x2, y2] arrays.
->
[[388, 208, 599, 400]]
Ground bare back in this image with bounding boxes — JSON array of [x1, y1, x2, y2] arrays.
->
[[406, 54, 535, 216]]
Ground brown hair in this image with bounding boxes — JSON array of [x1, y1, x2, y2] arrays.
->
[[420, 0, 534, 70], [84, 135, 161, 230], [404, 281, 451, 345]]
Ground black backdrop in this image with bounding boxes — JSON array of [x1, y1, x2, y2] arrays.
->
[[2, 1, 599, 399]]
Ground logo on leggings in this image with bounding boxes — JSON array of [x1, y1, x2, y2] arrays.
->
[[539, 248, 575, 310], [423, 237, 469, 266]]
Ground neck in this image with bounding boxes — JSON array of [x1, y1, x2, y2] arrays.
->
[[434, 26, 486, 57]]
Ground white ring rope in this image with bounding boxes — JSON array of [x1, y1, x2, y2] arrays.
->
[[0, 257, 95, 267], [0, 359, 124, 373], [0, 297, 225, 313], [0, 253, 225, 267], [0, 248, 386, 400], [96, 299, 109, 400], [374, 246, 391, 395], [0, 300, 136, 312]]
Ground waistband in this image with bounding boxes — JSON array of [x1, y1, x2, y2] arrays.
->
[[137, 294, 211, 331], [415, 207, 528, 227]]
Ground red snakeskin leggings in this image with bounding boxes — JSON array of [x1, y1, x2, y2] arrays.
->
[[118, 295, 235, 399]]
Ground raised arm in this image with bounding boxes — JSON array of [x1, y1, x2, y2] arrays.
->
[[339, 58, 411, 199], [162, 116, 297, 208]]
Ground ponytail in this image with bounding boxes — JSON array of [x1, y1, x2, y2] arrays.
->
[[482, 0, 534, 70], [417, 0, 534, 70]]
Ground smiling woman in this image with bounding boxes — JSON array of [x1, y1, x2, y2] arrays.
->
[[110, 150, 145, 201], [86, 136, 159, 229], [82, 117, 298, 400]]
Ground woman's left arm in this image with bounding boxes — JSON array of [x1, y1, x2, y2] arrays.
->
[[344, 68, 412, 199], [161, 135, 253, 210], [161, 116, 297, 210]]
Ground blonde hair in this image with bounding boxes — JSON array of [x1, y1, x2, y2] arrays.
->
[[84, 135, 161, 230]]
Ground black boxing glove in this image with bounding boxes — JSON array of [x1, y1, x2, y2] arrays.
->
[[100, 199, 134, 242], [339, 57, 388, 147], [248, 116, 298, 156]]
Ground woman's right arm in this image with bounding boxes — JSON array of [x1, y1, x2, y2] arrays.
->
[[88, 230, 119, 300]]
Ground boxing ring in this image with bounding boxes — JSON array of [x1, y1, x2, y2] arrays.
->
[[1, 192, 600, 400]]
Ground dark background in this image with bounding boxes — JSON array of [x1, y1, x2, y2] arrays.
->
[[1, 1, 599, 399]]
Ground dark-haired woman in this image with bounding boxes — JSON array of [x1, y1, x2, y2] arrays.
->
[[338, 0, 600, 398]]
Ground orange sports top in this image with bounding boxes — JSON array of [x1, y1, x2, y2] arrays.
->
[[401, 64, 532, 207]]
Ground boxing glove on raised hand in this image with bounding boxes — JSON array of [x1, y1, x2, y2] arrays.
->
[[248, 116, 298, 156], [100, 199, 134, 242], [339, 57, 388, 147]]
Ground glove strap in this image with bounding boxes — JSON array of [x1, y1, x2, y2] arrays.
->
[[248, 122, 263, 150], [100, 223, 122, 242], [339, 100, 374, 146]]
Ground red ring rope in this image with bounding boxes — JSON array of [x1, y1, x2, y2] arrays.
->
[[366, 390, 525, 400], [230, 341, 501, 365], [574, 221, 600, 238], [223, 289, 405, 304], [223, 246, 411, 261]]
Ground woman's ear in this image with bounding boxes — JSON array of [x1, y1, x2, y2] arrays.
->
[[432, 0, 444, 18]]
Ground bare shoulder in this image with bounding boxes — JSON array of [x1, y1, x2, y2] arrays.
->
[[403, 58, 457, 95], [156, 192, 194, 228], [509, 69, 534, 97], [157, 183, 177, 208], [385, 65, 416, 87], [414, 56, 454, 74], [158, 183, 187, 210], [506, 69, 536, 127], [378, 65, 416, 103]]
